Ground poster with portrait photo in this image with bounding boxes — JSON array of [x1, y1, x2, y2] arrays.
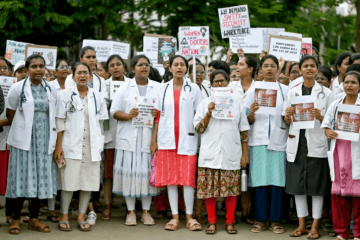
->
[[335, 104, 360, 141], [25, 45, 58, 70], [254, 82, 278, 115], [157, 38, 177, 64], [290, 95, 315, 129]]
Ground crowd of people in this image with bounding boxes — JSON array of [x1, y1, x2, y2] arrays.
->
[[0, 45, 359, 240]]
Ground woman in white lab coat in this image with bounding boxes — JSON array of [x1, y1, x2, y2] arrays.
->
[[283, 55, 334, 238], [111, 55, 161, 226], [322, 71, 360, 240], [50, 59, 70, 93], [65, 46, 107, 97], [6, 55, 58, 234], [244, 55, 289, 234], [54, 62, 108, 232], [188, 63, 210, 99], [194, 70, 250, 234], [101, 54, 130, 220], [151, 55, 203, 231]]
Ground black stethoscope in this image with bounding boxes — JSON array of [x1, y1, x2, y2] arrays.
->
[[19, 77, 51, 111], [67, 91, 98, 114], [317, 85, 325, 100], [161, 80, 192, 116]]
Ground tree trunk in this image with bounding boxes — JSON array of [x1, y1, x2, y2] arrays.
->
[[356, 0, 360, 52]]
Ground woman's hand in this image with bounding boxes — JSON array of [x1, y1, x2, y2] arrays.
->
[[237, 48, 245, 58], [250, 102, 260, 115], [207, 102, 215, 116], [310, 108, 323, 122], [259, 50, 265, 61], [151, 140, 157, 157], [151, 108, 157, 118], [285, 107, 295, 118], [128, 108, 139, 119], [279, 57, 285, 70], [325, 128, 338, 140], [240, 154, 248, 168], [53, 145, 64, 164], [226, 48, 234, 62]]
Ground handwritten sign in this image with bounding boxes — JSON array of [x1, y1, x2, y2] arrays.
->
[[82, 40, 130, 62], [229, 28, 263, 53], [178, 26, 210, 56], [25, 45, 58, 70], [257, 28, 285, 52], [0, 76, 17, 98], [110, 81, 125, 100], [218, 5, 251, 38], [132, 96, 156, 128], [5, 40, 30, 65], [268, 35, 302, 62], [211, 87, 235, 120]]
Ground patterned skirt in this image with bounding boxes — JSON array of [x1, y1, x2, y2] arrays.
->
[[197, 167, 241, 199]]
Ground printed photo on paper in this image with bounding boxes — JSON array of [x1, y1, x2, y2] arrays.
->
[[335, 104, 360, 141]]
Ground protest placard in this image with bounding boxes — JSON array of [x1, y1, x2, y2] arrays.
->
[[229, 28, 263, 53], [5, 40, 30, 65], [268, 35, 302, 62], [335, 104, 360, 141], [254, 82, 278, 115], [178, 26, 210, 56], [211, 87, 235, 120], [25, 45, 58, 70], [143, 36, 159, 66], [143, 35, 176, 65], [82, 40, 130, 62], [258, 28, 285, 52], [301, 37, 312, 56], [157, 37, 177, 64], [218, 5, 251, 38], [279, 32, 302, 39], [132, 96, 156, 128], [291, 95, 315, 129], [0, 76, 17, 98]]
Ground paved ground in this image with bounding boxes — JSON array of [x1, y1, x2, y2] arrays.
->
[[0, 196, 334, 240]]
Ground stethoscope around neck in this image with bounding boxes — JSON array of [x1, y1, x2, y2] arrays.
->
[[161, 79, 192, 116], [68, 90, 98, 114], [19, 77, 51, 111]]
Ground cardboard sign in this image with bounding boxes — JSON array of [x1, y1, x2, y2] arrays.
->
[[268, 35, 302, 62], [25, 45, 58, 70], [218, 5, 251, 38], [5, 40, 30, 65], [0, 76, 17, 98], [258, 28, 285, 52], [301, 37, 312, 56], [229, 28, 263, 53], [82, 40, 130, 62], [178, 26, 210, 56]]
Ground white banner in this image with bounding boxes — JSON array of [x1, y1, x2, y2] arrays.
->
[[229, 28, 263, 53], [5, 40, 30, 65], [178, 26, 210, 56], [218, 5, 251, 38], [82, 40, 130, 62], [268, 35, 302, 62], [25, 45, 58, 70]]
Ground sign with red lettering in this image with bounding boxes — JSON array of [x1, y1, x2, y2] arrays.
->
[[178, 26, 210, 56], [218, 5, 251, 39]]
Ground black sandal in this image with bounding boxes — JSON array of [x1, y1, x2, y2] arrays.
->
[[205, 223, 216, 235], [241, 214, 254, 225], [225, 223, 238, 234], [47, 215, 60, 223]]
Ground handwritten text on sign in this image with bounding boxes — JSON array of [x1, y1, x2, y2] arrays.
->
[[5, 40, 30, 65], [178, 26, 210, 56], [218, 5, 251, 38]]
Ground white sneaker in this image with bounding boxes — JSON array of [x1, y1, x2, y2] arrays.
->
[[86, 211, 97, 226]]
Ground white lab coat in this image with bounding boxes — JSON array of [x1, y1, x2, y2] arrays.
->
[[231, 79, 256, 105], [194, 97, 250, 170], [321, 95, 360, 181], [282, 81, 335, 162], [56, 85, 108, 162], [156, 78, 203, 155], [49, 79, 64, 96], [104, 76, 130, 148], [110, 78, 160, 152], [244, 81, 289, 151], [6, 78, 58, 153], [200, 83, 211, 99], [65, 73, 107, 97]]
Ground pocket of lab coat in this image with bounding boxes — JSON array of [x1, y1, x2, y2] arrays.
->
[[271, 127, 287, 147], [228, 141, 241, 161], [199, 137, 216, 160]]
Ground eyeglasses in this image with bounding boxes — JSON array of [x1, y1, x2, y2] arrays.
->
[[207, 69, 215, 74], [109, 62, 122, 68], [0, 66, 9, 71], [57, 66, 71, 70], [136, 63, 150, 68], [196, 71, 205, 74], [75, 71, 90, 76], [290, 71, 300, 75], [315, 76, 327, 81], [213, 79, 226, 85], [262, 64, 277, 69]]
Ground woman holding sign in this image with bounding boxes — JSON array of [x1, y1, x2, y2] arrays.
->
[[194, 70, 250, 234], [151, 55, 203, 231], [54, 62, 108, 232], [6, 55, 58, 234], [322, 71, 360, 240], [110, 55, 161, 226], [244, 55, 289, 234], [283, 55, 334, 239]]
